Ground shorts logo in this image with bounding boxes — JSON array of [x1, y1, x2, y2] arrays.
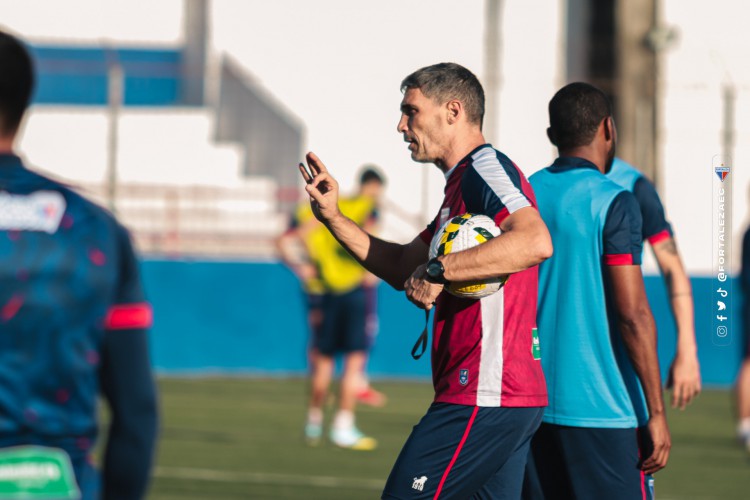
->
[[459, 369, 469, 386], [412, 476, 428, 491]]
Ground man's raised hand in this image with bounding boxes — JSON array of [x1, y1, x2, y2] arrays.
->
[[298, 152, 342, 223]]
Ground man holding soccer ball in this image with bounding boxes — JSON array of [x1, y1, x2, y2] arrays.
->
[[300, 62, 553, 500]]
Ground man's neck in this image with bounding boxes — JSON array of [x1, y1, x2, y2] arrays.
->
[[558, 146, 605, 174], [435, 131, 486, 173], [0, 135, 15, 155]]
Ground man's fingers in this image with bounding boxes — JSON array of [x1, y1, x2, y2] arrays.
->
[[646, 449, 669, 474], [674, 380, 701, 409], [685, 383, 701, 406], [642, 439, 670, 474], [298, 163, 313, 184], [673, 384, 684, 409], [306, 151, 328, 175], [304, 183, 327, 207], [308, 171, 335, 196]]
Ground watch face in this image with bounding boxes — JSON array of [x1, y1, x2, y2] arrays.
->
[[427, 260, 443, 280]]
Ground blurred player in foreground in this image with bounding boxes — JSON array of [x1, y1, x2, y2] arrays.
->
[[277, 167, 386, 450], [608, 157, 701, 409], [524, 83, 669, 499], [737, 226, 750, 452], [0, 30, 158, 499], [300, 62, 552, 499]]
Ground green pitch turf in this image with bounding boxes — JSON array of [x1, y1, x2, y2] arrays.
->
[[144, 378, 749, 499]]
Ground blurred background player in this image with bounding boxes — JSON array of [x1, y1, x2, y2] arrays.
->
[[608, 157, 701, 409], [277, 166, 386, 449], [0, 30, 158, 499], [737, 224, 750, 452], [525, 83, 669, 499]]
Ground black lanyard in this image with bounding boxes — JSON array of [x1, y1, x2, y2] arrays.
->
[[411, 309, 431, 360]]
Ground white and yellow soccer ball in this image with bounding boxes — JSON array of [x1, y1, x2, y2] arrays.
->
[[428, 213, 508, 299]]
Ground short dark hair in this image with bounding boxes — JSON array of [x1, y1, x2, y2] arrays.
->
[[359, 165, 385, 186], [0, 30, 34, 136], [548, 82, 612, 151], [401, 63, 485, 127]]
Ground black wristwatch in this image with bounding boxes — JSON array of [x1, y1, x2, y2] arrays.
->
[[425, 257, 449, 284]]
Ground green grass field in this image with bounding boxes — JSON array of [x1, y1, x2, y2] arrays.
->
[[146, 378, 749, 499]]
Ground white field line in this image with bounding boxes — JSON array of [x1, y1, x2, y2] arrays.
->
[[154, 468, 707, 499], [154, 466, 384, 491]]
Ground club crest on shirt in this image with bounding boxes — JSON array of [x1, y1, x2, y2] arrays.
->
[[459, 369, 469, 386], [0, 191, 66, 234]]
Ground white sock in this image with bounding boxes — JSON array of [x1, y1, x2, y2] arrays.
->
[[307, 407, 323, 427], [739, 417, 750, 436], [333, 410, 354, 430]]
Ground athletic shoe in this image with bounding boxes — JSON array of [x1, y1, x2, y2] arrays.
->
[[356, 387, 388, 407], [305, 423, 322, 446], [330, 426, 377, 451]]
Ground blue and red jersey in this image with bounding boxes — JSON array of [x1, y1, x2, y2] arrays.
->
[[607, 157, 673, 246], [0, 153, 157, 498], [419, 144, 547, 408]]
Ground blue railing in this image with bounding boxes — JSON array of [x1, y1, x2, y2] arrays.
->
[[29, 45, 184, 106]]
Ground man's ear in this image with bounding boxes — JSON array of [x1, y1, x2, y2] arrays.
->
[[603, 116, 614, 141], [446, 100, 461, 124], [546, 127, 557, 146]]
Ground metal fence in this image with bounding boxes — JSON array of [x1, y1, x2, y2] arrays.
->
[[75, 182, 287, 259]]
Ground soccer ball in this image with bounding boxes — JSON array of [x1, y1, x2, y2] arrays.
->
[[429, 213, 508, 299]]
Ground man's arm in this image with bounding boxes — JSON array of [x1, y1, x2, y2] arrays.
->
[[439, 206, 553, 282], [302, 152, 429, 290], [403, 206, 552, 310], [651, 236, 701, 409], [100, 325, 159, 499], [608, 265, 671, 474], [275, 216, 320, 284], [633, 175, 701, 409], [100, 227, 158, 499]]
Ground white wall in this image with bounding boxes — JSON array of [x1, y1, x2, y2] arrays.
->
[[661, 0, 750, 274], [18, 108, 245, 187], [209, 0, 563, 237], [0, 0, 183, 46], [12, 0, 748, 270]]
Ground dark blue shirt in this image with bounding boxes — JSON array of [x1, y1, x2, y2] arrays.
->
[[0, 154, 157, 498]]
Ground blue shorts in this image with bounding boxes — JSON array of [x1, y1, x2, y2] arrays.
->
[[522, 423, 654, 500], [314, 286, 368, 356], [305, 292, 324, 339], [382, 403, 544, 500]]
